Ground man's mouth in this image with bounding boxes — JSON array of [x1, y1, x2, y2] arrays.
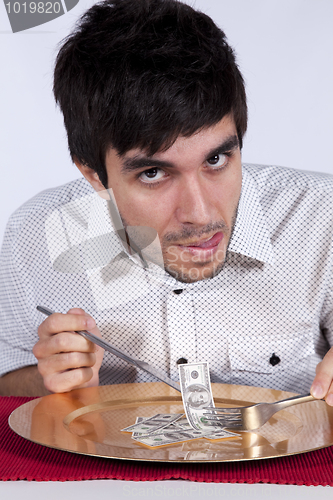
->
[[178, 232, 224, 254]]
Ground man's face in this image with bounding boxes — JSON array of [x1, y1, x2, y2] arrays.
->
[[105, 114, 242, 283]]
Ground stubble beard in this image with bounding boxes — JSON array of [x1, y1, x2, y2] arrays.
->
[[117, 205, 238, 283], [162, 206, 238, 284]]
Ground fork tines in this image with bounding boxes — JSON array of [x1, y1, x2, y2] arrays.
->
[[203, 407, 243, 427]]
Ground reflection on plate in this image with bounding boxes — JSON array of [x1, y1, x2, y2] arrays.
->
[[9, 382, 333, 462]]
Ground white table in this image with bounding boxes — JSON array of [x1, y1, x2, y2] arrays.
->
[[0, 480, 332, 499]]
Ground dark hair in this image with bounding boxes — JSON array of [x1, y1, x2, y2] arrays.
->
[[54, 0, 247, 188]]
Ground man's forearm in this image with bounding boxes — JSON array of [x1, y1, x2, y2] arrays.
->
[[0, 365, 51, 396]]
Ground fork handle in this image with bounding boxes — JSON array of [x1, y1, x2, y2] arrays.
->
[[273, 393, 315, 411]]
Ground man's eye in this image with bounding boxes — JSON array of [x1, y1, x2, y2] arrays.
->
[[139, 168, 165, 183], [206, 153, 227, 168]]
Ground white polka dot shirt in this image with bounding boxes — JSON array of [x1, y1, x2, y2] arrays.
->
[[1, 164, 333, 394]]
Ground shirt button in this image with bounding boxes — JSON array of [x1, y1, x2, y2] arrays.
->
[[176, 357, 188, 365], [173, 289, 183, 294], [269, 353, 281, 366]]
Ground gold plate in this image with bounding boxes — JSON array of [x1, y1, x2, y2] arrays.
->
[[9, 382, 333, 462]]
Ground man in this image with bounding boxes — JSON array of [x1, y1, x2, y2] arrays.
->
[[0, 0, 332, 403]]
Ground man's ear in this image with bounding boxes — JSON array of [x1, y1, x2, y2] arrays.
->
[[74, 158, 105, 192]]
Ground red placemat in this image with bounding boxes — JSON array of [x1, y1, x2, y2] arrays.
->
[[1, 396, 333, 484]]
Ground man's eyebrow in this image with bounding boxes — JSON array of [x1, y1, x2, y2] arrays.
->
[[120, 134, 239, 174], [204, 135, 239, 161], [121, 156, 173, 174]]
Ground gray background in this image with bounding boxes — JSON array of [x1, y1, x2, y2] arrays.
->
[[0, 0, 332, 243]]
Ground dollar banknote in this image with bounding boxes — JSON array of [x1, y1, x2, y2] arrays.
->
[[126, 415, 240, 448], [178, 361, 222, 431], [130, 417, 182, 438], [121, 413, 183, 435], [131, 418, 240, 448], [131, 417, 147, 439], [133, 429, 205, 448], [121, 363, 242, 449], [204, 429, 240, 441], [175, 419, 239, 440]]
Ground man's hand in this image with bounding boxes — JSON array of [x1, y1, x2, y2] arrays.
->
[[33, 308, 104, 393], [311, 348, 333, 406]]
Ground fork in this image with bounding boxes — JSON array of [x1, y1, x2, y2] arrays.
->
[[203, 393, 317, 430]]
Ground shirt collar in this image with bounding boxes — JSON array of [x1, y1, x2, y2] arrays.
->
[[228, 166, 275, 265]]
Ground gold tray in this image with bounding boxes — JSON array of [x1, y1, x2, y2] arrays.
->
[[9, 382, 333, 462]]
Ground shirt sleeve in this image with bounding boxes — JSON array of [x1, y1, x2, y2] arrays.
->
[[0, 179, 95, 378], [319, 248, 333, 350], [0, 212, 40, 377]]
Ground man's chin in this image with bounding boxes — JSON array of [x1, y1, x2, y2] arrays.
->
[[164, 261, 225, 283]]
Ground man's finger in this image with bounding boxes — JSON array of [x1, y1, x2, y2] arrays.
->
[[43, 367, 95, 393], [34, 334, 96, 360], [325, 381, 333, 407], [38, 312, 96, 339], [38, 351, 96, 376], [311, 348, 333, 403]]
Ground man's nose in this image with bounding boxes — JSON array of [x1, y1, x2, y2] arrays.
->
[[175, 176, 213, 226]]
